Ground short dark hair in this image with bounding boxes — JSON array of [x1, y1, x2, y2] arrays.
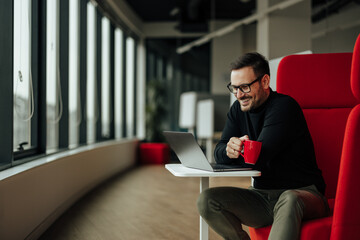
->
[[230, 52, 270, 77]]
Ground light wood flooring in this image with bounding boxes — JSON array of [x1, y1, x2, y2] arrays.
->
[[39, 165, 252, 240]]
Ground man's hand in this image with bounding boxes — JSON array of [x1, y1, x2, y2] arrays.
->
[[226, 135, 249, 158]]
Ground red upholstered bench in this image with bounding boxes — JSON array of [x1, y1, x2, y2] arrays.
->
[[139, 143, 170, 164], [249, 34, 360, 240]]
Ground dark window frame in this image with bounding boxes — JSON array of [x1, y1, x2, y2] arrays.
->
[[13, 0, 47, 164], [79, 0, 88, 145], [133, 39, 138, 136], [95, 8, 103, 141], [59, 0, 70, 150], [0, 0, 14, 170], [109, 23, 115, 139], [122, 33, 127, 137], [2, 0, 140, 171]]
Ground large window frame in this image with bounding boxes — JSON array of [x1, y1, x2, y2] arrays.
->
[[1, 0, 143, 171], [13, 0, 33, 153], [13, 0, 46, 163]]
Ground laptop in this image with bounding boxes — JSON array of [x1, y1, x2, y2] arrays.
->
[[163, 131, 252, 172]]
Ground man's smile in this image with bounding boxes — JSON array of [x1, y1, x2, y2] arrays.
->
[[240, 97, 251, 105]]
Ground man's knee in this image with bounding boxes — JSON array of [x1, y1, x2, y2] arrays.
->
[[197, 188, 223, 218], [274, 190, 304, 217], [197, 189, 209, 216]]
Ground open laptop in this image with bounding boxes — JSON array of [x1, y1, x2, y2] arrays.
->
[[163, 131, 252, 172]]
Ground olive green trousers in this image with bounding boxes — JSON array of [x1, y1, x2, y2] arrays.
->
[[197, 185, 329, 240]]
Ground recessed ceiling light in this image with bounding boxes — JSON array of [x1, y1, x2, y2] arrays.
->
[[170, 7, 180, 16]]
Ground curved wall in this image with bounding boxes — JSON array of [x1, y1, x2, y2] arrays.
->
[[0, 139, 139, 240]]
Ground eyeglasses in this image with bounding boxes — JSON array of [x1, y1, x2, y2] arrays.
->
[[227, 75, 263, 94]]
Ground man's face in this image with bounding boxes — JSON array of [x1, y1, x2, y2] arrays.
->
[[230, 66, 268, 112]]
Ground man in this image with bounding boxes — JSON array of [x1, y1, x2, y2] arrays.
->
[[197, 52, 329, 240]]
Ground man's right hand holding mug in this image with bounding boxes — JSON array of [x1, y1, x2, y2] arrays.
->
[[226, 135, 249, 159]]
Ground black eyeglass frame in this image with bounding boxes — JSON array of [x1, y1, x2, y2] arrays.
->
[[227, 75, 264, 94]]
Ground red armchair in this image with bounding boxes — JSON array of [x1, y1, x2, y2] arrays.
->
[[249, 34, 360, 240]]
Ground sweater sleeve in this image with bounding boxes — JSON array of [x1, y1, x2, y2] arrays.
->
[[214, 102, 245, 165]]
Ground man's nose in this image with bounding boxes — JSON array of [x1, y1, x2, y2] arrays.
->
[[236, 89, 245, 98]]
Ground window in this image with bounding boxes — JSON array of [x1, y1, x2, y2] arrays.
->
[[156, 55, 164, 81], [126, 37, 135, 137], [136, 40, 146, 139], [46, 0, 61, 152], [2, 0, 144, 171], [13, 0, 34, 152], [164, 61, 174, 130], [86, 2, 96, 144], [114, 28, 124, 139], [101, 17, 111, 138], [69, 0, 80, 148], [0, 0, 147, 172]]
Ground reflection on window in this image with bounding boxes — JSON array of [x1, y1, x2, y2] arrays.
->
[[101, 17, 110, 138], [157, 56, 164, 81], [69, 0, 80, 148], [87, 2, 96, 144], [126, 37, 135, 137], [46, 0, 61, 153], [164, 61, 173, 130], [136, 40, 146, 139], [114, 28, 123, 139], [147, 52, 155, 80], [13, 0, 33, 152]]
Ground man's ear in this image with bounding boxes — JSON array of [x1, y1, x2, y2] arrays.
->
[[262, 74, 270, 89]]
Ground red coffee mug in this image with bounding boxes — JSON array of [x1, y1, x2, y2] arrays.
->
[[240, 140, 262, 165]]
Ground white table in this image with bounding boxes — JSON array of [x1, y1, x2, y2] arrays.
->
[[165, 164, 261, 240]]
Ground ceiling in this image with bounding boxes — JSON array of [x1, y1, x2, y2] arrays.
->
[[124, 0, 256, 32], [121, 0, 358, 33], [125, 0, 257, 21], [93, 0, 360, 35]]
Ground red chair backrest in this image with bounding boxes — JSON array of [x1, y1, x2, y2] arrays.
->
[[276, 52, 357, 199], [331, 34, 360, 240]]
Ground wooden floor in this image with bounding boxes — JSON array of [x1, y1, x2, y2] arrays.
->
[[40, 165, 252, 240]]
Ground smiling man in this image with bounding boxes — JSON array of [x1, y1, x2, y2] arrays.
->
[[197, 53, 329, 240], [229, 66, 269, 112]]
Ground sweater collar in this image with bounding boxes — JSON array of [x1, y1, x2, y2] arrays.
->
[[249, 88, 274, 114]]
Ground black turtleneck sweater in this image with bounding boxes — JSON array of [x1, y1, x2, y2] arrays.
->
[[214, 90, 326, 194]]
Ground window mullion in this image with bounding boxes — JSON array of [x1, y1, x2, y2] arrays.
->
[[0, 0, 13, 170], [95, 8, 102, 141], [79, 0, 87, 145], [38, 0, 47, 153], [59, 0, 69, 149], [109, 23, 115, 139], [31, 0, 40, 153], [133, 40, 137, 137], [122, 33, 127, 137]]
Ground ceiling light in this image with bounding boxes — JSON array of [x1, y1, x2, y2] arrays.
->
[[170, 7, 180, 16]]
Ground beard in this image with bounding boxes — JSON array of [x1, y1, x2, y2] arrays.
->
[[239, 96, 254, 112], [238, 88, 267, 112]]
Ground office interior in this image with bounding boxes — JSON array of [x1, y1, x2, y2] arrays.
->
[[1, 0, 360, 239]]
